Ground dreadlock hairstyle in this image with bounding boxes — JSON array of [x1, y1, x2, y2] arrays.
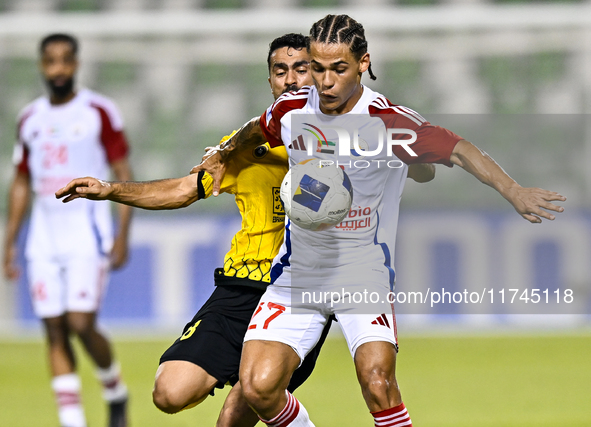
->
[[308, 14, 377, 81]]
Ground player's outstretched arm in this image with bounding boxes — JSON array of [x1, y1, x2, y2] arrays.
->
[[3, 170, 30, 280], [55, 175, 200, 210], [449, 139, 566, 223], [407, 163, 436, 183], [190, 117, 265, 196]]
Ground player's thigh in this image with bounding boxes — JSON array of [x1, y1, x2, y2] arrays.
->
[[243, 286, 329, 363], [64, 255, 109, 314], [336, 310, 398, 359], [160, 285, 265, 391], [154, 360, 218, 404], [26, 258, 66, 319]]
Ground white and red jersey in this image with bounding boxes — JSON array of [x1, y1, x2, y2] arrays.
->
[[261, 85, 462, 290], [13, 88, 129, 259]]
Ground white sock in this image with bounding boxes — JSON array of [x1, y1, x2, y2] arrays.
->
[[96, 362, 128, 403], [260, 391, 315, 427], [51, 373, 86, 427]]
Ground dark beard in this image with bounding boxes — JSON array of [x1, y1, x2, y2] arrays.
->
[[283, 83, 298, 94], [46, 77, 74, 100]]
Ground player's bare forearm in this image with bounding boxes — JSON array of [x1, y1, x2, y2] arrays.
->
[[110, 159, 134, 230], [3, 171, 30, 279], [110, 158, 134, 269], [450, 139, 566, 223], [190, 117, 264, 196], [56, 175, 199, 210], [407, 163, 435, 183]]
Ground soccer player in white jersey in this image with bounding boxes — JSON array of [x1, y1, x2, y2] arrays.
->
[[3, 34, 132, 427], [191, 14, 566, 427]]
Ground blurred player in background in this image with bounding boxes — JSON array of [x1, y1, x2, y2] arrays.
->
[[3, 34, 132, 427], [191, 14, 566, 427], [56, 33, 435, 426]]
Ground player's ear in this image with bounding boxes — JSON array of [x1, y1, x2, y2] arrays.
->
[[358, 52, 370, 74]]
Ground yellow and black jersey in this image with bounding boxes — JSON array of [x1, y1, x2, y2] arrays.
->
[[197, 134, 288, 289]]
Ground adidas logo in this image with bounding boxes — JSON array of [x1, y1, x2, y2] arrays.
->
[[371, 314, 391, 329], [288, 135, 336, 154]]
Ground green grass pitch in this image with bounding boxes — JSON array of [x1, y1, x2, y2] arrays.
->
[[1, 332, 589, 426]]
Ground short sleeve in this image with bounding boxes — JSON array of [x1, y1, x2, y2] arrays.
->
[[91, 102, 130, 164], [369, 102, 462, 167]]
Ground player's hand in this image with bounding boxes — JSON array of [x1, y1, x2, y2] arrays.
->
[[110, 234, 129, 270], [506, 186, 566, 223], [190, 150, 226, 197], [3, 244, 20, 281], [55, 177, 112, 202]]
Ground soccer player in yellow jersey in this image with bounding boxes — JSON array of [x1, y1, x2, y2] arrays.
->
[[57, 33, 436, 426]]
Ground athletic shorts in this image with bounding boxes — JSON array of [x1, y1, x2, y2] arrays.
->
[[244, 284, 398, 361], [27, 255, 109, 319], [159, 270, 333, 393]]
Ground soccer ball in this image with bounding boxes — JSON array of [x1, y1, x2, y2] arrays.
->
[[280, 159, 353, 231]]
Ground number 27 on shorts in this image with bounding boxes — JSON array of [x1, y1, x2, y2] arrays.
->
[[248, 302, 286, 330]]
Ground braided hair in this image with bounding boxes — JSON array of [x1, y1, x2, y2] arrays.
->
[[308, 14, 376, 80]]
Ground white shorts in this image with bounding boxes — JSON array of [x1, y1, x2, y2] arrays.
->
[[244, 285, 398, 362], [27, 255, 109, 318]]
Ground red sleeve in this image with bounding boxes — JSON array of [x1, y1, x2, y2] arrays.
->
[[369, 103, 462, 167], [260, 107, 283, 148], [16, 145, 29, 175], [260, 88, 310, 148], [15, 112, 32, 175], [91, 103, 130, 163]]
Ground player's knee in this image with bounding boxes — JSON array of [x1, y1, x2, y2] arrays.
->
[[152, 382, 185, 414], [364, 368, 399, 399], [67, 316, 95, 337], [43, 318, 69, 345], [241, 375, 279, 411]]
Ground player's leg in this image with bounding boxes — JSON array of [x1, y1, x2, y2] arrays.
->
[[338, 311, 412, 427], [241, 286, 326, 426], [239, 340, 301, 419], [68, 311, 111, 368], [29, 258, 87, 427], [153, 283, 265, 414], [214, 312, 334, 427], [215, 381, 260, 427], [43, 315, 76, 375], [65, 257, 128, 427]]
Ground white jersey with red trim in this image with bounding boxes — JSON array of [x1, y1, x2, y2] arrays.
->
[[13, 88, 129, 259], [261, 85, 462, 290]]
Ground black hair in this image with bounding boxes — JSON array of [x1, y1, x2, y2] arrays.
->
[[267, 33, 308, 72], [308, 14, 376, 80], [40, 33, 78, 55]]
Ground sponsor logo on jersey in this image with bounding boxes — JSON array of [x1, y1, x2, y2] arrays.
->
[[272, 187, 285, 216], [335, 206, 372, 231]]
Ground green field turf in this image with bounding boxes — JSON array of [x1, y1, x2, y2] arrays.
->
[[1, 332, 590, 426]]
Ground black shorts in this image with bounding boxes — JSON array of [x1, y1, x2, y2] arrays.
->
[[159, 270, 333, 392]]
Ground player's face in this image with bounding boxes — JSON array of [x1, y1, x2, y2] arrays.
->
[[309, 41, 369, 115], [40, 41, 78, 100], [268, 47, 312, 100]]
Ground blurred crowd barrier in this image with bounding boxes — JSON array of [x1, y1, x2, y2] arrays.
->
[[1, 210, 589, 332]]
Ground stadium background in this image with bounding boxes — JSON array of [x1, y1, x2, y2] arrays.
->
[[0, 1, 589, 426]]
